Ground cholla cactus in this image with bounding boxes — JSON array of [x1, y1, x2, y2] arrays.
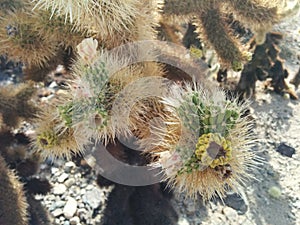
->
[[0, 155, 29, 225], [0, 10, 58, 67], [0, 82, 38, 127], [162, 0, 298, 70], [32, 39, 131, 157], [32, 103, 90, 159], [142, 82, 257, 200], [32, 0, 140, 41]]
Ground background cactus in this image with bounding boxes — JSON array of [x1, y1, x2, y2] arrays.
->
[[236, 32, 298, 99], [290, 65, 300, 89], [0, 82, 38, 127], [0, 154, 29, 225], [162, 0, 297, 70]]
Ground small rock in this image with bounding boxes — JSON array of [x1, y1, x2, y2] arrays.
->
[[276, 143, 295, 157], [65, 178, 76, 188], [178, 217, 189, 225], [52, 208, 63, 217], [51, 167, 59, 175], [293, 200, 300, 209], [63, 197, 78, 219], [215, 212, 227, 223], [53, 184, 67, 195], [77, 209, 89, 220], [70, 216, 80, 225], [49, 81, 58, 88], [78, 203, 85, 209], [65, 162, 76, 172], [80, 189, 86, 195], [83, 187, 103, 209], [223, 193, 248, 215], [283, 93, 290, 99], [268, 186, 282, 199], [49, 201, 65, 211], [56, 201, 66, 208], [86, 184, 93, 190], [222, 206, 238, 222], [210, 217, 223, 225], [186, 203, 196, 215], [34, 194, 44, 201], [58, 173, 69, 183]]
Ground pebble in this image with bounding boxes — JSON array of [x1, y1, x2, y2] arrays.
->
[[86, 184, 93, 190], [186, 203, 196, 215], [65, 161, 76, 172], [268, 186, 282, 199], [222, 207, 238, 222], [63, 197, 78, 219], [83, 187, 103, 209], [223, 193, 248, 215], [70, 216, 80, 225], [293, 200, 300, 209], [210, 217, 223, 225], [80, 189, 86, 195], [51, 167, 60, 175], [52, 208, 64, 217], [56, 200, 66, 208], [58, 173, 69, 183], [77, 208, 89, 221], [65, 178, 76, 188], [276, 143, 296, 157], [53, 184, 67, 195], [178, 217, 189, 225], [49, 81, 58, 89]]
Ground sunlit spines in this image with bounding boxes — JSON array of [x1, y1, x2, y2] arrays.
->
[[145, 82, 257, 200], [68, 46, 124, 145], [222, 0, 280, 32], [32, 9, 86, 50], [0, 10, 57, 68], [197, 7, 247, 71], [32, 104, 89, 159], [32, 0, 140, 45]]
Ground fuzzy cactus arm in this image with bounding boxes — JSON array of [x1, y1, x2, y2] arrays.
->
[[0, 155, 29, 225], [0, 10, 57, 67], [223, 0, 280, 30], [162, 0, 213, 16], [144, 82, 257, 200], [197, 7, 245, 70], [0, 93, 19, 127], [0, 83, 38, 127]]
